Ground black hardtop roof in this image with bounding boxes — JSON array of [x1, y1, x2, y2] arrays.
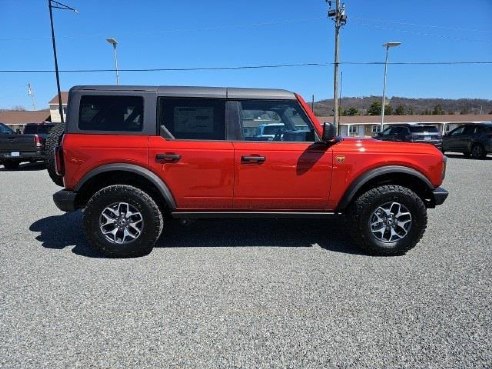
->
[[69, 85, 296, 100]]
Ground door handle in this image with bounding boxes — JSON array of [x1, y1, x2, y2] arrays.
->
[[241, 155, 266, 163], [156, 153, 181, 163]]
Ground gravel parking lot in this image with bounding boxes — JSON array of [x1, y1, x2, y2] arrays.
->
[[1, 154, 491, 368]]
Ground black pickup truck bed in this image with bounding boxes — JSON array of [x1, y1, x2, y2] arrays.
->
[[0, 123, 57, 169]]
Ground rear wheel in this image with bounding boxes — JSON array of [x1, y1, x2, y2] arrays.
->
[[45, 124, 65, 186], [471, 144, 486, 159], [346, 185, 427, 256], [83, 185, 163, 257]]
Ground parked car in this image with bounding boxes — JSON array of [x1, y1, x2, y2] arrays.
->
[[442, 122, 492, 159], [374, 124, 442, 150], [49, 85, 447, 257], [254, 123, 285, 141], [0, 122, 58, 170]]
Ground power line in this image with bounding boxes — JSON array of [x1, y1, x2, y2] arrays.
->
[[0, 61, 491, 74], [0, 17, 326, 42], [351, 16, 492, 34]]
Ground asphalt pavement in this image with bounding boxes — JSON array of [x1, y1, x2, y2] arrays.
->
[[0, 154, 491, 368]]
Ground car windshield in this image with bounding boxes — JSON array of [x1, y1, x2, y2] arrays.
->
[[410, 126, 438, 133], [0, 123, 13, 134], [23, 124, 55, 134]]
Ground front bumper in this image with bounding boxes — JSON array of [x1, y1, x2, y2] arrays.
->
[[53, 190, 77, 212], [432, 187, 448, 206]]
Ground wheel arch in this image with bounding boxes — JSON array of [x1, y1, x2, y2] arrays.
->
[[74, 164, 176, 212], [336, 166, 434, 212]]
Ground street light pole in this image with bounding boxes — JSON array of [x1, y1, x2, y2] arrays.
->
[[380, 41, 401, 131], [327, 0, 347, 135], [106, 38, 120, 85], [48, 0, 77, 124]]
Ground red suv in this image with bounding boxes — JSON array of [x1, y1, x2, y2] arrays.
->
[[49, 86, 448, 257]]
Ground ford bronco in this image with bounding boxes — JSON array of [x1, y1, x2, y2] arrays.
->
[[49, 85, 448, 257]]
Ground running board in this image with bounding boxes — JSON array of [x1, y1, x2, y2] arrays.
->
[[171, 211, 336, 219]]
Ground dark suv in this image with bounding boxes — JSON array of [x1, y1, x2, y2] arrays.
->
[[442, 123, 492, 159], [374, 124, 442, 150]]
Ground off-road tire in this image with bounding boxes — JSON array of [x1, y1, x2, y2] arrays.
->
[[45, 123, 65, 186], [346, 185, 427, 256], [3, 160, 20, 170], [471, 144, 486, 159], [83, 185, 163, 258]]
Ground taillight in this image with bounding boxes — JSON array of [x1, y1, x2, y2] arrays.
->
[[55, 146, 65, 176], [34, 134, 43, 148]]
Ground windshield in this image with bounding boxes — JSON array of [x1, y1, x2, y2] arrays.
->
[[410, 125, 438, 133], [23, 124, 55, 134], [263, 125, 284, 135], [0, 123, 13, 134]]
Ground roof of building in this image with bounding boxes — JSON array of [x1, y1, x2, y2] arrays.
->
[[0, 110, 51, 125], [317, 114, 492, 125], [48, 92, 69, 105]]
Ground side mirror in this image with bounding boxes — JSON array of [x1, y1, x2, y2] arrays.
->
[[322, 122, 337, 143]]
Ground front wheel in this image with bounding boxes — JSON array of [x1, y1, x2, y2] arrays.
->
[[346, 185, 428, 256], [83, 185, 163, 257]]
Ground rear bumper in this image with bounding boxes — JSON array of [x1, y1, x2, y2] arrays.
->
[[432, 187, 448, 206], [53, 190, 77, 212], [0, 150, 46, 162]]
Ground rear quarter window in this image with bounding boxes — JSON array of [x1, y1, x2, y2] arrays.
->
[[78, 95, 144, 132]]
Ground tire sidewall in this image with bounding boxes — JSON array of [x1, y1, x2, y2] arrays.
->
[[84, 186, 160, 257], [45, 124, 65, 186], [471, 144, 484, 159], [358, 188, 426, 253]]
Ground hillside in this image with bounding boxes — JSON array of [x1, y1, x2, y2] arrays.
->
[[312, 96, 492, 116]]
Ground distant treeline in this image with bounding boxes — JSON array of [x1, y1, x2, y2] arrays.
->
[[311, 96, 492, 116]]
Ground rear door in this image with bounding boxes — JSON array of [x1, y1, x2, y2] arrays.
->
[[444, 125, 465, 151], [231, 99, 332, 210], [148, 96, 235, 210]]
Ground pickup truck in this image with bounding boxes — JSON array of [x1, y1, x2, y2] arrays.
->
[[0, 122, 57, 170]]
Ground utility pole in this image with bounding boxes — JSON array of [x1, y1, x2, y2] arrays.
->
[[327, 1, 347, 135], [48, 0, 78, 124], [27, 83, 36, 111]]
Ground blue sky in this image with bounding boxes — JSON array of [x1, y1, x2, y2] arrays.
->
[[0, 0, 491, 110]]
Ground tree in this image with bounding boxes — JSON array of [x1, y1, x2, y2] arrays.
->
[[385, 104, 393, 115], [344, 107, 359, 116], [394, 105, 405, 115], [432, 104, 444, 115], [367, 101, 382, 115]]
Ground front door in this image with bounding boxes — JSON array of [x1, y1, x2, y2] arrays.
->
[[232, 99, 333, 210]]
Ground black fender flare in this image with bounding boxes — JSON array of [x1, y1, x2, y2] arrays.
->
[[74, 163, 177, 210], [336, 165, 434, 211]]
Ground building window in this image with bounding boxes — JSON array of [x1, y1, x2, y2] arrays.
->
[[371, 125, 380, 133], [349, 125, 358, 135]]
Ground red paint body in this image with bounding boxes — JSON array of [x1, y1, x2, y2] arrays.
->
[[62, 95, 446, 212]]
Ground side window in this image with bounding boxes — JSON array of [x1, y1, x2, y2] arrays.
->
[[79, 95, 143, 131], [463, 125, 476, 135], [158, 98, 225, 140], [239, 100, 316, 142], [450, 126, 465, 136]]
